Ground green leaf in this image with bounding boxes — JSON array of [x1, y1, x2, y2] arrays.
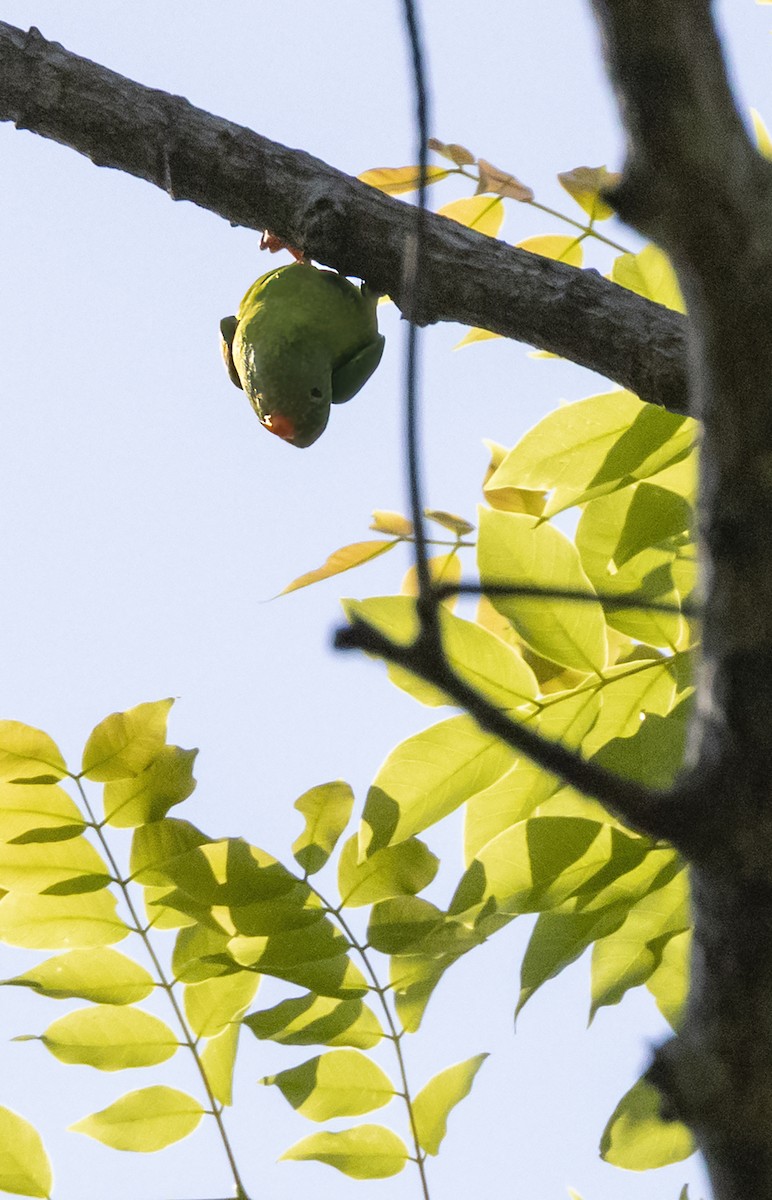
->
[[338, 835, 438, 907], [591, 869, 689, 1018], [103, 746, 198, 827], [600, 1077, 694, 1168], [478, 509, 608, 672], [367, 896, 445, 954], [172, 924, 235, 983], [229, 919, 367, 998], [30, 1005, 178, 1070], [413, 1053, 488, 1155], [581, 659, 677, 758], [0, 722, 67, 785], [437, 196, 504, 238], [391, 954, 454, 1033], [81, 699, 174, 782], [345, 597, 538, 711], [485, 391, 694, 517], [611, 243, 685, 312], [280, 540, 399, 596], [70, 1086, 204, 1151], [129, 817, 211, 885], [358, 164, 450, 194], [245, 993, 383, 1049], [262, 1049, 394, 1120], [0, 834, 110, 894], [200, 1021, 240, 1106], [517, 907, 628, 1016], [361, 715, 517, 853], [0, 782, 85, 843], [452, 817, 614, 916], [0, 890, 127, 949], [646, 929, 690, 1029], [281, 1124, 409, 1179], [292, 781, 355, 874], [3, 948, 154, 1004], [0, 1107, 52, 1198], [184, 970, 259, 1038]]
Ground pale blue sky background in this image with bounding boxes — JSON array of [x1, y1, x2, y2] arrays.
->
[[0, 2, 767, 1198]]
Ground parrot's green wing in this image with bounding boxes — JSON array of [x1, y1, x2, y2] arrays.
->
[[331, 334, 385, 404], [219, 316, 242, 390]]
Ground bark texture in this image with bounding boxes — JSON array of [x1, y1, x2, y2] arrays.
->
[[0, 19, 689, 413], [591, 1, 772, 1195]]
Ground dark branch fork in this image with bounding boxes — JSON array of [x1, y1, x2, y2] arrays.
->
[[0, 19, 687, 414]]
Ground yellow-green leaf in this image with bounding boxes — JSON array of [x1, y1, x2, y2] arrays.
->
[[601, 1077, 695, 1169], [611, 244, 685, 313], [438, 196, 504, 238], [370, 510, 413, 537], [646, 929, 690, 1029], [292, 780, 355, 874], [517, 234, 584, 267], [81, 699, 174, 782], [478, 508, 608, 673], [751, 108, 772, 158], [358, 165, 450, 195], [4, 948, 154, 1004], [0, 1107, 52, 1198], [280, 541, 398, 596], [413, 1053, 488, 1155], [0, 890, 127, 949], [361, 714, 517, 853], [31, 1005, 178, 1070], [103, 745, 198, 827], [0, 783, 85, 843], [455, 326, 502, 349], [0, 722, 66, 785], [338, 834, 438, 907], [262, 1049, 394, 1120], [70, 1086, 204, 1152], [245, 993, 383, 1049], [0, 835, 110, 894], [184, 970, 259, 1038], [281, 1124, 408, 1179], [200, 1021, 240, 1106], [558, 165, 621, 221]]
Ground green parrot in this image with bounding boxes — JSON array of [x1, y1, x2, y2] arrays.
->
[[220, 262, 385, 448]]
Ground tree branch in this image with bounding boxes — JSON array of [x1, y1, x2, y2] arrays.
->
[[335, 614, 700, 850], [0, 20, 688, 415]]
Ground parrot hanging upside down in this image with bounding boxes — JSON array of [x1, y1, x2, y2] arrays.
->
[[220, 262, 385, 448]]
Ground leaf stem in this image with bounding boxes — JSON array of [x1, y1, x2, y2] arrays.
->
[[308, 882, 430, 1200], [73, 778, 251, 1200]]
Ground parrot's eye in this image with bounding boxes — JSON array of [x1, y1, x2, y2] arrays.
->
[[310, 387, 323, 400]]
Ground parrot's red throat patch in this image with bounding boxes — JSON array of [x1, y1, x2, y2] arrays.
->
[[262, 413, 296, 442]]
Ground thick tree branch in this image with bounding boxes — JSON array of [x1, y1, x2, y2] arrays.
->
[[0, 20, 688, 414], [591, 3, 772, 1196]]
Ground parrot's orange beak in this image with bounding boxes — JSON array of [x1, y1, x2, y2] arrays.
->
[[262, 413, 296, 442]]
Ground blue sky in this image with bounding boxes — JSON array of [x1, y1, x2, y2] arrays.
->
[[0, 2, 767, 1198]]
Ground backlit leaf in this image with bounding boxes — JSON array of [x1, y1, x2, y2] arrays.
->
[[558, 165, 621, 221], [0, 1107, 52, 1198], [200, 1021, 240, 1106], [0, 890, 127, 949], [245, 993, 383, 1049], [281, 1124, 408, 1179], [413, 1053, 488, 1155], [280, 541, 398, 596], [478, 508, 608, 672], [70, 1086, 204, 1151], [0, 783, 84, 843], [0, 835, 110, 894], [358, 165, 450, 194], [476, 158, 533, 201], [423, 509, 475, 536], [0, 722, 66, 785], [4, 948, 154, 1004], [370, 511, 413, 537], [103, 746, 197, 827], [31, 1005, 178, 1070], [751, 108, 772, 158], [438, 196, 504, 238], [601, 1077, 694, 1168], [361, 715, 517, 852], [338, 834, 438, 907], [611, 244, 685, 312], [428, 138, 475, 166], [292, 781, 355, 874], [184, 970, 258, 1038], [262, 1049, 394, 1120], [646, 929, 690, 1029], [517, 234, 584, 267], [81, 699, 173, 782]]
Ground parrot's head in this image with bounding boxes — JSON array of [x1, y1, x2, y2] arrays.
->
[[220, 314, 333, 448]]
